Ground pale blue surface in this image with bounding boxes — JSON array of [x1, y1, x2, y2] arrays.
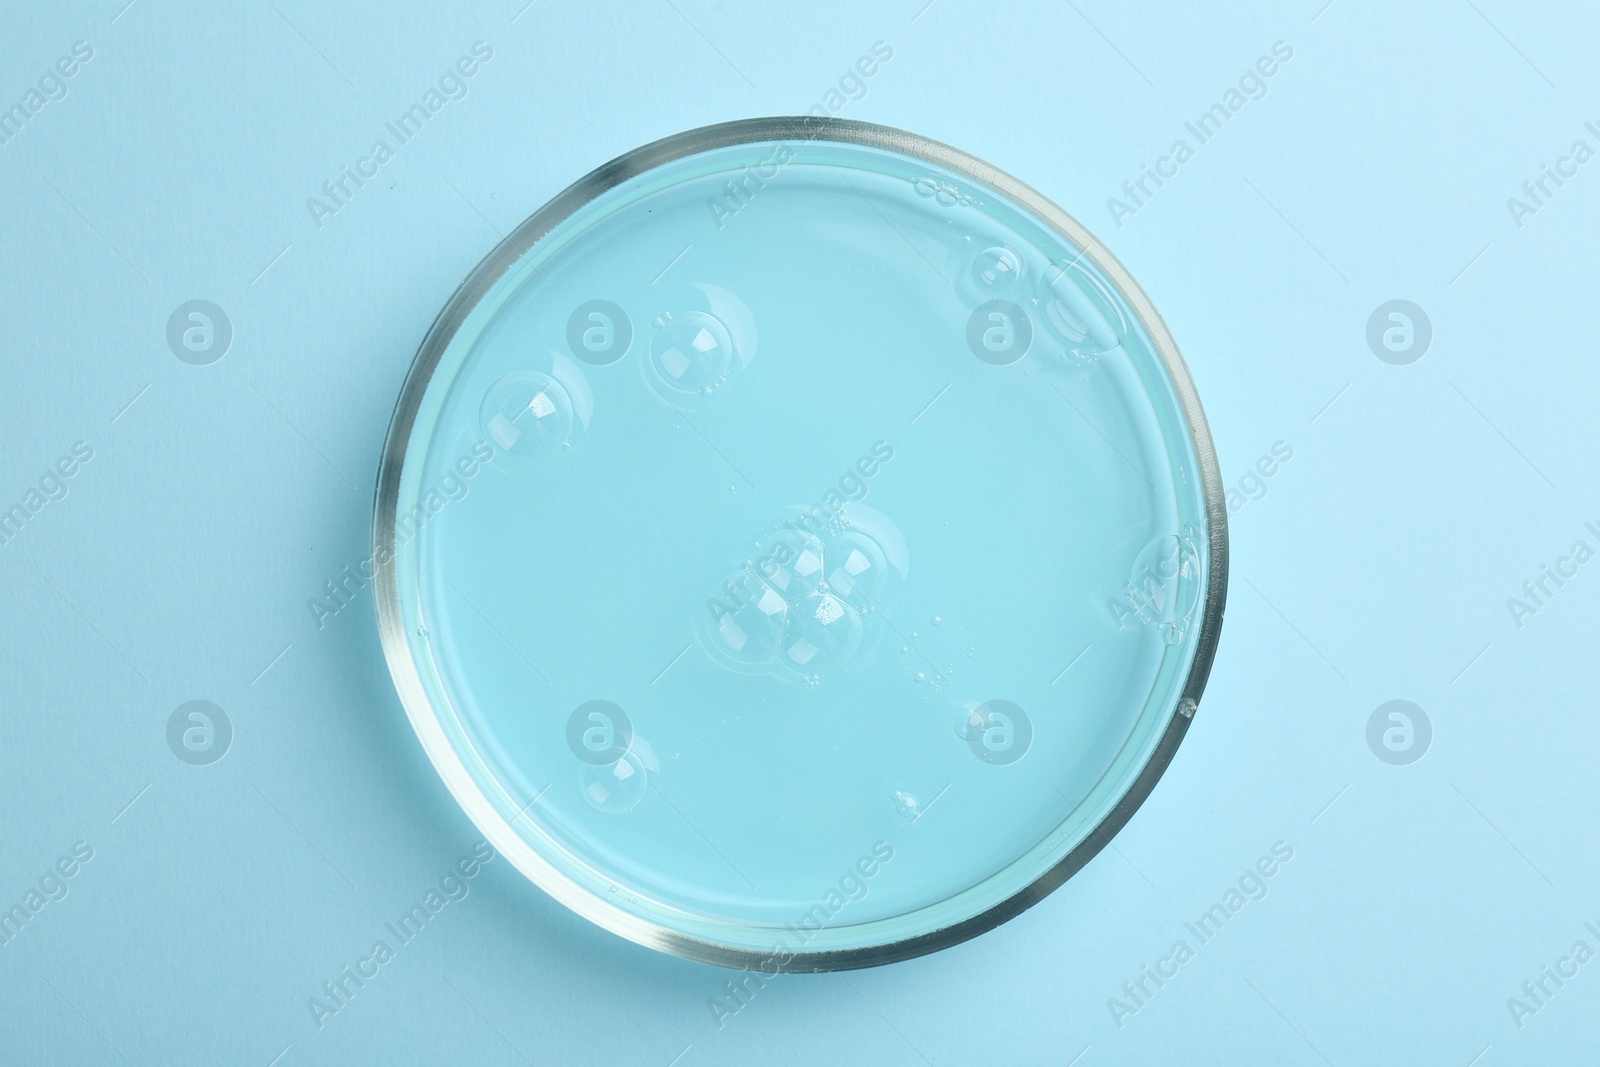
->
[[2, 1, 1597, 1063]]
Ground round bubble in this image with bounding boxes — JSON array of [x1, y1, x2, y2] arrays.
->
[[578, 750, 649, 813], [893, 791, 919, 818], [755, 528, 827, 601], [957, 243, 1027, 304], [479, 371, 576, 460], [1037, 258, 1126, 361], [701, 571, 788, 671], [1121, 528, 1204, 645], [780, 592, 865, 675], [821, 528, 894, 611], [650, 311, 736, 394]]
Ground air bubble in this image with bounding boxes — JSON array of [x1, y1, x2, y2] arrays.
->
[[479, 371, 576, 460], [893, 791, 919, 818], [759, 529, 827, 601], [781, 593, 864, 673], [969, 244, 1024, 296], [1037, 257, 1128, 363], [821, 529, 892, 611], [955, 240, 1029, 308], [700, 569, 788, 672], [695, 507, 908, 683], [578, 751, 648, 814], [1117, 528, 1204, 645], [650, 310, 735, 394]]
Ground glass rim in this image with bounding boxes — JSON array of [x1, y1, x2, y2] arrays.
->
[[371, 115, 1231, 971]]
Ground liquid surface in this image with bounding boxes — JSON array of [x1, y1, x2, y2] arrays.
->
[[384, 133, 1213, 957]]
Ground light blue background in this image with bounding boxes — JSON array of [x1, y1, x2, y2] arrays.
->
[[2, 1, 1596, 1063]]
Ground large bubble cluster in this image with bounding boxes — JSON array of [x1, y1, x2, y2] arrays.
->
[[698, 506, 908, 682]]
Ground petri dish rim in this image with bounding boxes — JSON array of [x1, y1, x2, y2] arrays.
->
[[372, 115, 1229, 971]]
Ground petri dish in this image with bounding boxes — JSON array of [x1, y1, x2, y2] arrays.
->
[[373, 117, 1226, 971]]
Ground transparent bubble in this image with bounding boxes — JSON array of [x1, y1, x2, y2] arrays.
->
[[479, 371, 575, 459], [578, 750, 649, 814], [650, 311, 735, 394], [958, 243, 1026, 303], [821, 529, 892, 611], [696, 508, 910, 683], [1115, 527, 1204, 645], [755, 528, 827, 601], [893, 791, 919, 818], [1037, 257, 1128, 362], [701, 569, 787, 671], [780, 592, 863, 673]]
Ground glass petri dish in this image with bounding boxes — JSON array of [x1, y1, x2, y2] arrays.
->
[[373, 117, 1226, 971]]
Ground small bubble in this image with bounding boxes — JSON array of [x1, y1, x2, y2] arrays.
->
[[932, 615, 942, 625], [893, 791, 919, 818], [901, 646, 909, 654], [416, 625, 428, 638], [729, 486, 737, 494], [914, 671, 926, 683], [579, 751, 648, 813], [911, 631, 920, 640]]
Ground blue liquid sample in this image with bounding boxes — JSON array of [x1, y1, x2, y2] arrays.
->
[[377, 123, 1222, 966]]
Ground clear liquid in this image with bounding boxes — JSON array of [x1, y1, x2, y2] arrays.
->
[[388, 136, 1211, 955]]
